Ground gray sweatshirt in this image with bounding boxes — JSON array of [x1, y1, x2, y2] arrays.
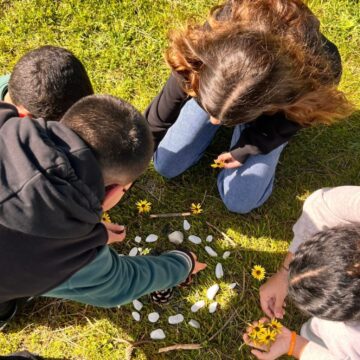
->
[[289, 187, 360, 360]]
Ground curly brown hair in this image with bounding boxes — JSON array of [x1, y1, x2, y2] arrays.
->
[[165, 0, 353, 126]]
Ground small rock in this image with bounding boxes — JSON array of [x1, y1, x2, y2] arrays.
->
[[148, 312, 160, 323], [206, 284, 220, 300], [133, 299, 143, 311], [188, 319, 200, 329], [223, 251, 231, 259], [205, 246, 218, 257], [183, 219, 191, 231], [191, 300, 206, 313], [188, 235, 201, 244], [206, 235, 213, 243], [229, 283, 237, 289], [132, 311, 140, 321], [168, 314, 184, 325], [168, 231, 184, 245], [209, 302, 218, 313], [215, 263, 224, 279], [145, 234, 158, 243], [134, 236, 142, 243], [150, 329, 166, 340], [129, 247, 138, 257]]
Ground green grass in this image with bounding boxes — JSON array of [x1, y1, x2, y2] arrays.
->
[[0, 0, 359, 359]]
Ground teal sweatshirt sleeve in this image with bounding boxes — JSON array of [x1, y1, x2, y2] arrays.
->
[[0, 75, 10, 100], [43, 246, 193, 308]]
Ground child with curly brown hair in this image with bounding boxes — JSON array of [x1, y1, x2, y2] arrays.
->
[[145, 0, 353, 214]]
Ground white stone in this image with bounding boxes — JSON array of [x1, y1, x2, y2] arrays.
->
[[148, 312, 160, 323], [229, 283, 237, 289], [223, 251, 231, 259], [133, 299, 143, 311], [206, 284, 220, 300], [129, 247, 138, 257], [150, 329, 166, 340], [145, 234, 158, 243], [205, 246, 218, 257], [168, 231, 184, 245], [191, 300, 206, 313], [188, 235, 201, 244], [209, 302, 218, 313], [206, 235, 213, 243], [132, 311, 140, 321], [168, 314, 184, 325], [215, 263, 224, 279], [188, 319, 200, 329], [183, 219, 191, 231], [134, 236, 142, 243]]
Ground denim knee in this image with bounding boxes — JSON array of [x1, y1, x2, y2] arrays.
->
[[217, 175, 273, 214], [221, 193, 263, 214], [153, 156, 182, 179]]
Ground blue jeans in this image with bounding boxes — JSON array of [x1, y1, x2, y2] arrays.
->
[[154, 99, 286, 214]]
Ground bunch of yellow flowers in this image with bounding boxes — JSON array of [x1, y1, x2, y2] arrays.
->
[[247, 319, 283, 347]]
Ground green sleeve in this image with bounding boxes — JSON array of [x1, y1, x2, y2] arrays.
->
[[43, 246, 193, 308], [0, 74, 10, 100]]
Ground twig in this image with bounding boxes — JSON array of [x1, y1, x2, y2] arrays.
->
[[134, 183, 164, 204], [206, 221, 237, 247], [158, 344, 202, 353], [150, 212, 192, 218], [206, 310, 238, 343]]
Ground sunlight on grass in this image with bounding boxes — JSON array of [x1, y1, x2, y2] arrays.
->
[[0, 0, 359, 359]]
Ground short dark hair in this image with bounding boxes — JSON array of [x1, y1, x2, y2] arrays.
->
[[289, 225, 360, 322], [61, 95, 153, 184], [9, 45, 93, 121]]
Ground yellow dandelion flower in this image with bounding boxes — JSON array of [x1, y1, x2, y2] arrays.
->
[[257, 328, 277, 346], [269, 318, 283, 334], [102, 212, 111, 223], [211, 159, 225, 168], [251, 265, 266, 281], [136, 199, 152, 214], [191, 203, 203, 215]]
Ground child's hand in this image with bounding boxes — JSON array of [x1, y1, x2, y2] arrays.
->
[[190, 252, 207, 275], [217, 152, 242, 169], [260, 269, 288, 319], [103, 222, 126, 244], [243, 318, 292, 360]]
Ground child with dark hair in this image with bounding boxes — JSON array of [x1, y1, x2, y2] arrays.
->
[[0, 95, 205, 329], [145, 0, 353, 214], [0, 45, 93, 121], [245, 187, 360, 359]]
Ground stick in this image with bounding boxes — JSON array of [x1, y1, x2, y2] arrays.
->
[[150, 212, 192, 218], [158, 344, 202, 353], [206, 221, 237, 247], [206, 310, 238, 343]]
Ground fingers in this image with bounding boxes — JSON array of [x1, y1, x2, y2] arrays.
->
[[193, 261, 207, 274], [259, 292, 275, 318], [223, 161, 241, 169], [274, 296, 286, 319], [217, 153, 231, 162], [107, 227, 126, 244], [251, 349, 269, 360]]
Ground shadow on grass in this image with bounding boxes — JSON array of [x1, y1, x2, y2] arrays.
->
[[4, 245, 306, 360]]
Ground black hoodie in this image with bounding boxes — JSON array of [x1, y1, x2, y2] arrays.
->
[[0, 102, 107, 303]]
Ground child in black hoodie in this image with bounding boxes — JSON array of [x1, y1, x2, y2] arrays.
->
[[0, 95, 205, 328]]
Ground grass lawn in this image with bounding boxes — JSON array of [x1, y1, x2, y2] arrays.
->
[[0, 0, 359, 359]]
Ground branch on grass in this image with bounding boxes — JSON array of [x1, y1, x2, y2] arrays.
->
[[206, 221, 237, 247], [206, 310, 238, 343], [158, 344, 202, 353], [150, 212, 191, 218]]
